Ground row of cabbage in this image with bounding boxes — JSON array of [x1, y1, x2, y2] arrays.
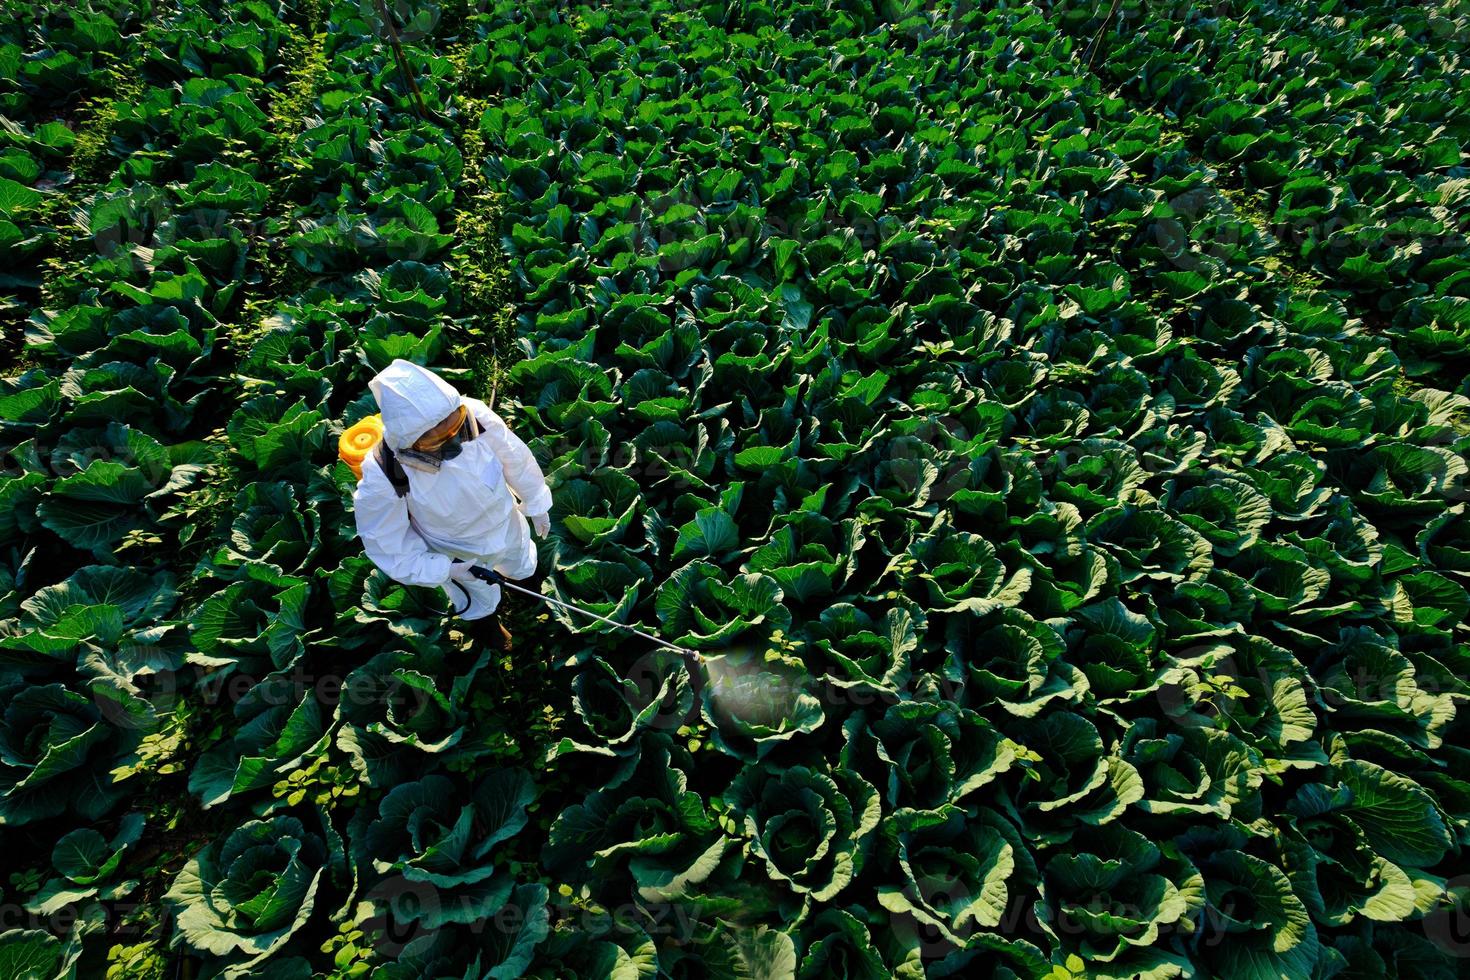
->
[[0, 0, 561, 976], [465, 0, 1470, 978], [1044, 0, 1470, 390], [2, 1, 325, 974], [0, 0, 152, 343]]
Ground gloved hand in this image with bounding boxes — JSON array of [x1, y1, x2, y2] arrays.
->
[[448, 558, 477, 582], [528, 511, 550, 538]]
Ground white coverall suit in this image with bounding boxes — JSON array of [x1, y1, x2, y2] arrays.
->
[[352, 359, 552, 620]]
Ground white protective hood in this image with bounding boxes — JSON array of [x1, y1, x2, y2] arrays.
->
[[368, 358, 464, 451]]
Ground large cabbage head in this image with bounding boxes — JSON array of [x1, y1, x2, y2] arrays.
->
[[164, 807, 355, 978], [0, 682, 140, 825], [725, 762, 880, 904], [352, 769, 533, 929]]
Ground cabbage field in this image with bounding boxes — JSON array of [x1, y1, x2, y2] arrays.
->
[[2, 0, 1469, 977]]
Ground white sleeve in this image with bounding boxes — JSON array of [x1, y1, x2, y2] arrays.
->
[[351, 455, 454, 588], [465, 397, 553, 517]]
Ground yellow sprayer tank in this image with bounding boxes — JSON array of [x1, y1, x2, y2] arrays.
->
[[339, 414, 384, 479]]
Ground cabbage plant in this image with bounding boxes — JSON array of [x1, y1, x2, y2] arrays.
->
[[165, 807, 356, 978]]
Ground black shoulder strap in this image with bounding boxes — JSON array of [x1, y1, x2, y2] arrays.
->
[[374, 440, 410, 498], [373, 408, 481, 500]]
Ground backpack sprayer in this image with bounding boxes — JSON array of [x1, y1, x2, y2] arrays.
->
[[339, 415, 709, 667]]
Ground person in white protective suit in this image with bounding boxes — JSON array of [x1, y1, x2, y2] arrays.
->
[[352, 359, 552, 645]]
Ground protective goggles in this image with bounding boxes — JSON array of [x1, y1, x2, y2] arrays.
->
[[412, 404, 468, 452]]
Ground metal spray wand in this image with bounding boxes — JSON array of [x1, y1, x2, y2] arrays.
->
[[468, 565, 707, 663]]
